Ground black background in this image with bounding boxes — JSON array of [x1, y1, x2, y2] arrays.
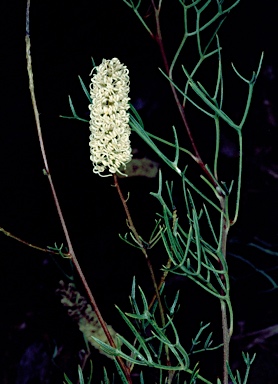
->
[[1, 1, 278, 383]]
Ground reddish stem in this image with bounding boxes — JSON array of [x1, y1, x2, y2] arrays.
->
[[151, 2, 217, 187], [151, 3, 231, 382], [25, 1, 131, 382]]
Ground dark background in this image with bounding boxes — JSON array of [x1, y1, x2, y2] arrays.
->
[[1, 1, 278, 383]]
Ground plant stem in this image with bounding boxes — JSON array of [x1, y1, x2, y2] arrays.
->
[[151, 25, 233, 350], [113, 175, 165, 324], [25, 2, 131, 382], [151, 1, 216, 186], [148, 257, 172, 310], [0, 226, 65, 256], [221, 299, 229, 384], [219, 195, 231, 384], [113, 174, 171, 367], [151, 4, 232, 381]]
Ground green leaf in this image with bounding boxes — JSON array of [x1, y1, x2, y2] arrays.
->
[[78, 75, 92, 102], [102, 367, 110, 384], [63, 373, 73, 384], [78, 365, 85, 384], [114, 359, 130, 384]]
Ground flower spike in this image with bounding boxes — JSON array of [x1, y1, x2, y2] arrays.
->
[[89, 58, 132, 176]]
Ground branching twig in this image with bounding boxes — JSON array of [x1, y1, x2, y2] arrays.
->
[[113, 174, 171, 369], [0, 226, 67, 256], [151, 3, 232, 383], [151, 1, 216, 186]]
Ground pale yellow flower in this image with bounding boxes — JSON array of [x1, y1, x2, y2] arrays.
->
[[89, 58, 132, 176], [57, 281, 121, 358]]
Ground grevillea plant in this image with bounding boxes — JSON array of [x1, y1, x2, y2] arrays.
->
[[60, 0, 264, 378], [2, 0, 271, 383]]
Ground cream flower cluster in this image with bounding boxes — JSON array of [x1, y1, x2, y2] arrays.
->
[[57, 281, 122, 358], [89, 58, 132, 176]]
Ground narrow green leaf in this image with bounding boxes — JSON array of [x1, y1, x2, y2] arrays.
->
[[78, 366, 85, 384], [103, 367, 110, 384], [113, 359, 129, 384], [78, 75, 92, 102], [63, 373, 73, 384]]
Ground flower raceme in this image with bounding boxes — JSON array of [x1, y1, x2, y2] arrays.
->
[[89, 58, 132, 176], [57, 281, 122, 358]]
